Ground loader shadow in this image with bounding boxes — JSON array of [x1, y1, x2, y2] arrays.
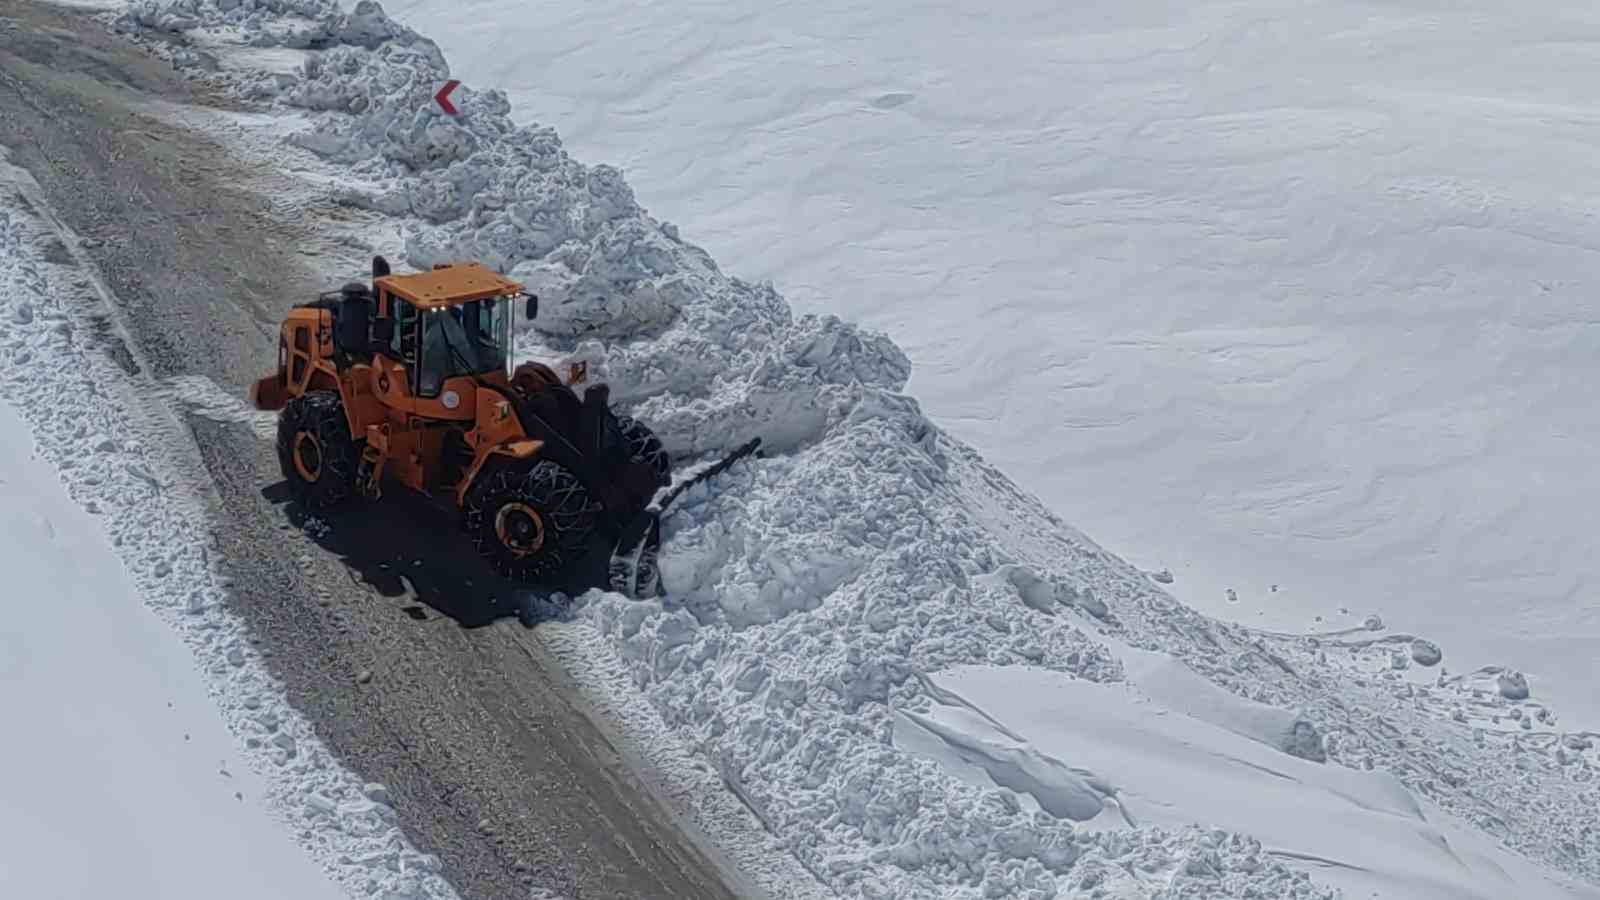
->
[[262, 482, 538, 628]]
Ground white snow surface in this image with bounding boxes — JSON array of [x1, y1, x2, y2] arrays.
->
[[370, 0, 1600, 733], [906, 663, 1592, 900], [0, 161, 459, 899], [0, 402, 347, 900], [108, 3, 1600, 899]]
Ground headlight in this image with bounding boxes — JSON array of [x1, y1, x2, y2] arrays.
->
[[441, 389, 461, 410]]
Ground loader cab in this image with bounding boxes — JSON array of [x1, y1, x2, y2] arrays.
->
[[368, 261, 524, 401], [385, 294, 512, 398]]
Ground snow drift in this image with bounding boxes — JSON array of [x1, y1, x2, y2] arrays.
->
[[110, 3, 1600, 899], [0, 402, 347, 900]]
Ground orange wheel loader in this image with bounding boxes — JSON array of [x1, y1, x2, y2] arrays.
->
[[248, 256, 690, 597]]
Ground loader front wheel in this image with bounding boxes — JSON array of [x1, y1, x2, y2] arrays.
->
[[277, 391, 363, 508], [464, 460, 599, 584]]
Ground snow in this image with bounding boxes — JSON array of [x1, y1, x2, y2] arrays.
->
[[908, 663, 1594, 900], [0, 401, 346, 900], [100, 3, 1600, 899], [373, 0, 1600, 733], [0, 161, 459, 900], [1110, 643, 1326, 763]]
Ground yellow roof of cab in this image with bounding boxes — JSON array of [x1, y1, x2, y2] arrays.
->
[[377, 263, 523, 309]]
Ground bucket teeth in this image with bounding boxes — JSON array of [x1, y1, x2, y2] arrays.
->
[[609, 513, 662, 599]]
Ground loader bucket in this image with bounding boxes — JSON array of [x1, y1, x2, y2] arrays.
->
[[608, 510, 662, 599], [602, 437, 761, 600]]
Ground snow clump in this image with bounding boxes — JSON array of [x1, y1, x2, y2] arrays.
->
[[1410, 638, 1442, 667], [1498, 669, 1531, 701]]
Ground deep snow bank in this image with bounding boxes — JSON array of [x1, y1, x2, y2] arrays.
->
[[0, 402, 347, 900], [113, 3, 1600, 898]]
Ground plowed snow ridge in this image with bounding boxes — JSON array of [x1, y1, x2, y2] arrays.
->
[[94, 2, 1600, 898]]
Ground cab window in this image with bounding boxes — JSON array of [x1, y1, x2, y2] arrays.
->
[[388, 297, 420, 363], [416, 299, 510, 397]]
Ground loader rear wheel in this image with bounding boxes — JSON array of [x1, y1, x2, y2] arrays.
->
[[463, 460, 600, 583], [617, 414, 671, 488], [277, 391, 362, 508]]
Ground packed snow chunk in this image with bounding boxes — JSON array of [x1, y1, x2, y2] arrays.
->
[[1498, 669, 1531, 701], [305, 791, 338, 817], [651, 464, 870, 629], [287, 44, 454, 163], [990, 564, 1060, 614], [789, 313, 911, 394], [1411, 638, 1443, 667], [506, 219, 680, 339], [1118, 645, 1325, 762], [728, 552, 861, 629], [586, 313, 917, 458], [922, 666, 1560, 900], [1061, 584, 1108, 620], [981, 564, 1108, 620], [286, 24, 511, 175], [331, 0, 443, 63], [895, 703, 1115, 822], [117, 1, 205, 33]]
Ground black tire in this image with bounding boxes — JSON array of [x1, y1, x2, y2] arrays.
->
[[463, 459, 600, 583], [277, 391, 363, 508], [616, 414, 671, 488]]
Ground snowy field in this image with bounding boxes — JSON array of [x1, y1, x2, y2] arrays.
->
[[378, 0, 1600, 731], [0, 402, 346, 900], [21, 2, 1600, 898]]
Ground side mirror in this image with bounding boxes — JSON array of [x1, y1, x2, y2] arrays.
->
[[372, 317, 395, 345], [524, 294, 538, 321]]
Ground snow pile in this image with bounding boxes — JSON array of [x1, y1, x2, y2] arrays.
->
[[112, 3, 1600, 898], [0, 162, 457, 900], [909, 664, 1587, 900]]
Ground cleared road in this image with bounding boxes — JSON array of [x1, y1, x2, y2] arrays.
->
[[0, 4, 743, 899]]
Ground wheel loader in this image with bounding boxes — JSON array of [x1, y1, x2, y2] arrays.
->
[[248, 256, 749, 599]]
